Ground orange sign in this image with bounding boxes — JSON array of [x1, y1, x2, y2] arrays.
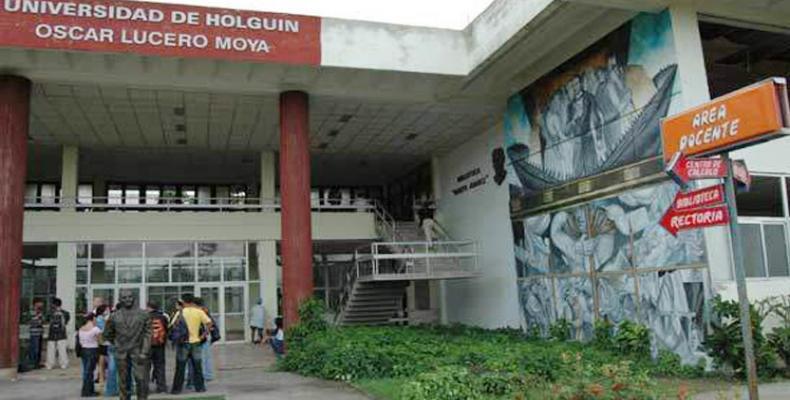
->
[[661, 78, 790, 161]]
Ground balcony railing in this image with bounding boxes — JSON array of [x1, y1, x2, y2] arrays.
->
[[354, 240, 479, 281], [24, 196, 377, 213]]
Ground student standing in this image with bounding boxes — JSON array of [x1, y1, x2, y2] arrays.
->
[[147, 300, 169, 394], [249, 299, 265, 344], [45, 297, 70, 369], [28, 299, 45, 369], [170, 294, 212, 394], [78, 313, 102, 397]]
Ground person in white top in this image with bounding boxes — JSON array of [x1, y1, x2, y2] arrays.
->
[[78, 313, 102, 397]]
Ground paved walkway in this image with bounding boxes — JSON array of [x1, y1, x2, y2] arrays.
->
[[693, 381, 790, 400], [0, 343, 369, 400]]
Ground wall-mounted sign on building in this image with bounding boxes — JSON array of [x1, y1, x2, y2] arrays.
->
[[661, 78, 790, 162], [0, 0, 321, 65]]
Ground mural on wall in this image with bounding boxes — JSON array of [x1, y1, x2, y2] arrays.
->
[[515, 181, 709, 364], [504, 11, 681, 198]]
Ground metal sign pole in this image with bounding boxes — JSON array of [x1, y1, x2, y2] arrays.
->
[[722, 152, 759, 399]]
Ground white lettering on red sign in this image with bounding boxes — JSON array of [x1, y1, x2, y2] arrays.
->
[[670, 208, 726, 230]]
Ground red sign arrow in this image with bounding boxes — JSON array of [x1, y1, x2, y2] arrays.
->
[[666, 152, 727, 186], [660, 204, 730, 236], [672, 184, 726, 211]]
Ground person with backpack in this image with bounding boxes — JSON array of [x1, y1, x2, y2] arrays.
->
[[186, 297, 219, 389], [146, 301, 169, 394], [45, 297, 70, 369], [169, 294, 212, 394]]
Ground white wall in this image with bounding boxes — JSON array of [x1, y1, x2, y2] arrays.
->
[[731, 136, 790, 175], [23, 211, 376, 242], [436, 122, 522, 329]]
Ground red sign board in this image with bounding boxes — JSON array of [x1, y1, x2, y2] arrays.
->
[[0, 0, 321, 65], [660, 205, 730, 237], [672, 184, 725, 211], [665, 152, 727, 186]]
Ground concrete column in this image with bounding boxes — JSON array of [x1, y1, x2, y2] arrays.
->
[[257, 241, 279, 327], [260, 150, 276, 210], [61, 146, 78, 210], [0, 76, 30, 379], [56, 243, 77, 346], [279, 91, 312, 328], [430, 156, 448, 324], [668, 6, 732, 283]]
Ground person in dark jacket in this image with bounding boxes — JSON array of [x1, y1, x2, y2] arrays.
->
[[147, 300, 169, 394], [45, 297, 70, 369]]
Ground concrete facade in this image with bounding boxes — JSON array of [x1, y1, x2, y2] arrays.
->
[[1, 0, 789, 376]]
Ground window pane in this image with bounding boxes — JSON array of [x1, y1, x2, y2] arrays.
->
[[77, 260, 89, 285], [172, 260, 195, 283], [146, 259, 170, 283], [736, 176, 783, 217], [91, 243, 142, 258], [108, 185, 123, 205], [198, 259, 222, 282], [146, 242, 193, 258], [224, 259, 245, 282], [740, 224, 766, 277], [198, 242, 244, 257], [78, 184, 93, 204], [145, 187, 160, 205], [764, 225, 790, 277], [91, 261, 115, 284], [248, 243, 259, 281], [117, 260, 142, 283]]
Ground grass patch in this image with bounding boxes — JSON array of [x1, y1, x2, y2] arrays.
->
[[354, 377, 407, 399]]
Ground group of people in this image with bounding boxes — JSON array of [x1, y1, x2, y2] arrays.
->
[[26, 291, 284, 399], [26, 297, 71, 371], [72, 292, 222, 399]]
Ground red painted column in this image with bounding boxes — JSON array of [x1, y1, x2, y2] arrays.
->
[[0, 76, 30, 378], [279, 91, 312, 329]]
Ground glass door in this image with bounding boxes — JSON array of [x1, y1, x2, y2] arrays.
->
[[197, 285, 222, 342], [196, 285, 247, 343], [223, 285, 246, 342]]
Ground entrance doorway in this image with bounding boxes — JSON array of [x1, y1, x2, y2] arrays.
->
[[197, 284, 247, 343]]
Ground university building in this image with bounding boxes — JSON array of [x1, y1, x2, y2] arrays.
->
[[1, 0, 790, 377]]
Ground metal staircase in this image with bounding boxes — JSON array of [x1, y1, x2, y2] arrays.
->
[[335, 204, 479, 326]]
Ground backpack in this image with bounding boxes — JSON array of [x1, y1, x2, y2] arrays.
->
[[198, 313, 221, 344], [74, 331, 82, 358], [151, 315, 167, 346], [167, 312, 189, 344], [49, 311, 66, 340]]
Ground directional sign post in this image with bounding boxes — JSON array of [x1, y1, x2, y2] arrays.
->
[[660, 78, 790, 400], [671, 184, 726, 211], [660, 204, 729, 236], [665, 152, 727, 187]]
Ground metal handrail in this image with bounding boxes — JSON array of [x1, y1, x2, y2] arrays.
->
[[24, 196, 377, 213]]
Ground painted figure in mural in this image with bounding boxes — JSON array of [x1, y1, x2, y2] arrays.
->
[[520, 278, 554, 336], [104, 290, 152, 400], [504, 12, 679, 197], [516, 182, 708, 359]]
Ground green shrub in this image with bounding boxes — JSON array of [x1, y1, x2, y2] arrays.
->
[[703, 296, 777, 377], [549, 318, 572, 341], [613, 320, 650, 355], [400, 366, 482, 400], [592, 318, 614, 349]]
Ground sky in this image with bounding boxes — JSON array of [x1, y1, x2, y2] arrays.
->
[[134, 0, 496, 29]]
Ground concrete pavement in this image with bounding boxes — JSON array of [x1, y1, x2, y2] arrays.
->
[[0, 343, 369, 400]]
